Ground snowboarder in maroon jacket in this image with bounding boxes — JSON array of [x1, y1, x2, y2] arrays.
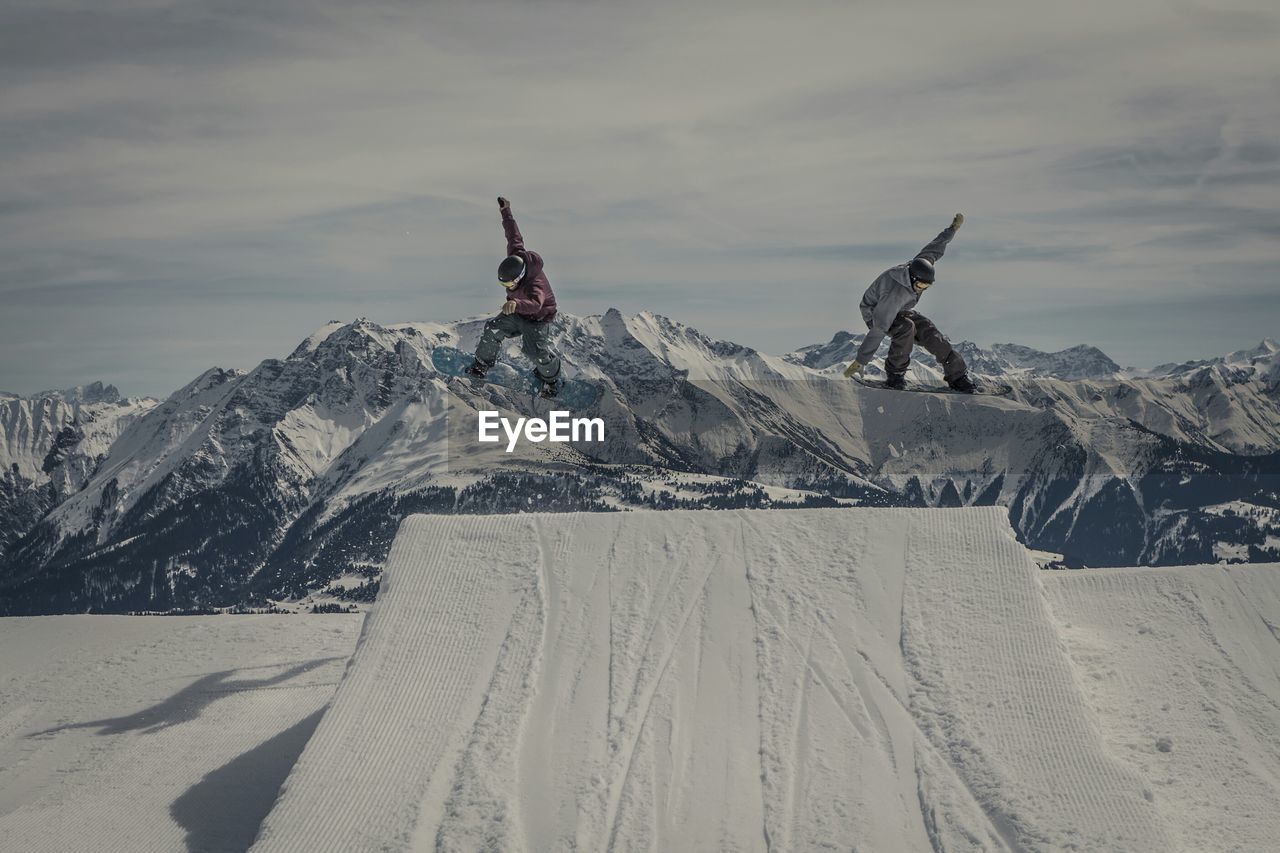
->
[[466, 197, 562, 397]]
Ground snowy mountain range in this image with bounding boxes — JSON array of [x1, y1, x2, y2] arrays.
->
[[786, 333, 1126, 381], [1, 384, 155, 558], [2, 313, 1278, 614]]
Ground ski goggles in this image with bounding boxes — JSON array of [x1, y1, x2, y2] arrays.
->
[[911, 278, 933, 290]]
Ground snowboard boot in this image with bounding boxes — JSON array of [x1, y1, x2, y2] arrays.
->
[[948, 374, 977, 394], [464, 360, 490, 380], [884, 373, 907, 391], [538, 377, 562, 399]]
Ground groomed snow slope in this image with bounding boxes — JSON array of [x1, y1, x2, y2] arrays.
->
[[0, 615, 361, 853], [252, 508, 1279, 852], [1042, 566, 1280, 852]]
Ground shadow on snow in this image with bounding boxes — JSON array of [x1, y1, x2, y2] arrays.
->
[[26, 658, 342, 738], [170, 707, 326, 853]]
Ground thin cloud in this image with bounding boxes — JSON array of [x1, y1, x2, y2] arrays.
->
[[1, 0, 1278, 394]]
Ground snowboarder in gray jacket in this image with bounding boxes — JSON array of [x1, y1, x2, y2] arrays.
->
[[843, 214, 975, 393]]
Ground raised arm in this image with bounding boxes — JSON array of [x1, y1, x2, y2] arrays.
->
[[915, 213, 964, 263], [498, 196, 525, 256]]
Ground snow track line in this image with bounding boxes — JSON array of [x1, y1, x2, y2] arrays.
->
[[741, 510, 931, 851], [743, 519, 894, 762], [739, 516, 787, 853], [603, 541, 724, 851], [758, 602, 877, 744], [783, 625, 815, 853], [433, 516, 547, 850], [760, 513, 1007, 852], [513, 513, 575, 850], [901, 510, 1173, 852], [898, 518, 1037, 853], [853, 615, 1017, 853]]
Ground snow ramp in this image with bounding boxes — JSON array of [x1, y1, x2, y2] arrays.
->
[[250, 508, 1269, 851]]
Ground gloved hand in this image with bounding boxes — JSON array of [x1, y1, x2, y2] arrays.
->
[[501, 300, 518, 315], [951, 212, 964, 230], [498, 197, 511, 212], [843, 360, 866, 378]]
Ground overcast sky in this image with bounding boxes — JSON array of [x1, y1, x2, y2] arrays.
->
[[2, 0, 1278, 396]]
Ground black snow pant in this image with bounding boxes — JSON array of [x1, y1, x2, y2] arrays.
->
[[474, 312, 561, 382], [885, 311, 967, 383]]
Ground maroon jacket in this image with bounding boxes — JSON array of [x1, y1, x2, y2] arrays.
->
[[503, 210, 557, 322]]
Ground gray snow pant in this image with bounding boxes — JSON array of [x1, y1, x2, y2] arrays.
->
[[474, 312, 561, 382], [885, 311, 967, 382]]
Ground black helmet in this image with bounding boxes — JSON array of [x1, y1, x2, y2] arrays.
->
[[908, 257, 935, 283], [498, 254, 526, 284]]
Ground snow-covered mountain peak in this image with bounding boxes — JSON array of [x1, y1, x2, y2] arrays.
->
[[291, 317, 412, 364], [0, 382, 157, 508], [1224, 338, 1280, 367], [174, 366, 243, 399], [291, 320, 349, 358], [1141, 338, 1280, 385], [782, 333, 1123, 380], [386, 320, 459, 347], [580, 308, 799, 381], [27, 381, 125, 406], [988, 343, 1123, 380], [783, 331, 860, 371], [621, 309, 744, 359]]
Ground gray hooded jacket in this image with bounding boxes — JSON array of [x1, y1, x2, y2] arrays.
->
[[854, 224, 958, 365]]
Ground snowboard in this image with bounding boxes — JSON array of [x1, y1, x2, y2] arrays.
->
[[431, 346, 602, 410], [852, 376, 1013, 397]]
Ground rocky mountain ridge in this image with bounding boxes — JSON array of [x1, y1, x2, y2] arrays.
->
[[2, 312, 1276, 614]]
